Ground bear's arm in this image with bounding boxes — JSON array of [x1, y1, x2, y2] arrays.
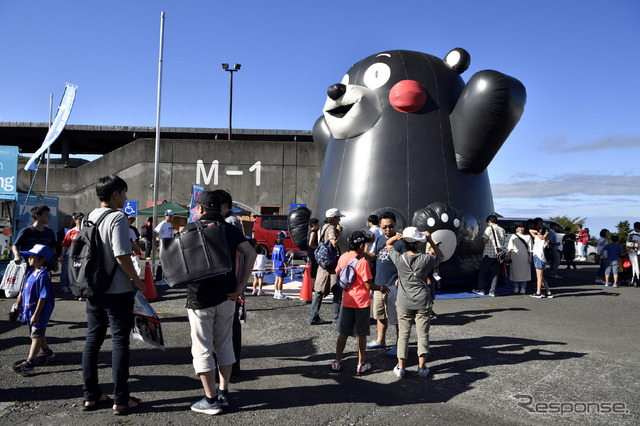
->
[[312, 116, 332, 160], [450, 70, 526, 174]]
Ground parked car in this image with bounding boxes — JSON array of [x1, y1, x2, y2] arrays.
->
[[252, 215, 306, 258], [496, 217, 597, 262]]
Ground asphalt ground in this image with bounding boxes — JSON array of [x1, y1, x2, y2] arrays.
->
[[0, 263, 638, 425]]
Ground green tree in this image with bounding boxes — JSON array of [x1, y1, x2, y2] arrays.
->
[[549, 215, 588, 234], [616, 220, 631, 245]]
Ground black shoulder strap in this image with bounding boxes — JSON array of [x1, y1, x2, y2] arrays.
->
[[515, 234, 531, 252]]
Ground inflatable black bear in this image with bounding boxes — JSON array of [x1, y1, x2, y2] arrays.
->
[[293, 49, 526, 283]]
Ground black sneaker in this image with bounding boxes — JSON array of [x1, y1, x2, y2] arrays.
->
[[217, 389, 230, 408], [37, 348, 55, 365], [15, 361, 35, 376], [12, 359, 28, 371], [530, 292, 544, 299]]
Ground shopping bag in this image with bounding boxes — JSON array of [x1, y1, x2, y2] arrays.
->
[[0, 261, 27, 297], [132, 291, 165, 351]]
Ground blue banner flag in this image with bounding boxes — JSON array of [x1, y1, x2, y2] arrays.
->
[[24, 83, 78, 171], [188, 184, 204, 223]]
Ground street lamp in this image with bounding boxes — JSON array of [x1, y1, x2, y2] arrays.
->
[[222, 63, 241, 140]]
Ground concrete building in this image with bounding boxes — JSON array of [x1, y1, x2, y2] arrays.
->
[[6, 123, 321, 226]]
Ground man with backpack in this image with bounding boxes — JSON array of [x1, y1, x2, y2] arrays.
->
[[307, 208, 344, 325], [80, 175, 146, 414]]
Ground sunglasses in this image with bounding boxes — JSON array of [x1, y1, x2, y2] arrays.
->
[[381, 225, 395, 229]]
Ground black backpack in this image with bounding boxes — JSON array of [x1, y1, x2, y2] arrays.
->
[[68, 209, 119, 298]]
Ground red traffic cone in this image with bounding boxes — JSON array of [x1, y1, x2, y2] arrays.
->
[[299, 263, 312, 301], [144, 261, 158, 301]]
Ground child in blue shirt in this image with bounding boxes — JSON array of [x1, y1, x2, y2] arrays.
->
[[12, 244, 56, 376], [602, 235, 624, 288], [271, 237, 288, 300]]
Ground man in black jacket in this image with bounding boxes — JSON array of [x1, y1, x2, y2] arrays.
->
[[187, 191, 256, 416]]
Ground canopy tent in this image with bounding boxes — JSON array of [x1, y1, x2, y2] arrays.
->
[[137, 201, 190, 218]]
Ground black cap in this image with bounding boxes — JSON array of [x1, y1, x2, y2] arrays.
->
[[347, 230, 366, 245], [196, 191, 222, 210], [72, 212, 85, 221]]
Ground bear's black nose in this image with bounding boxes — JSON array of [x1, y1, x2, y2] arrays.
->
[[327, 84, 346, 100]]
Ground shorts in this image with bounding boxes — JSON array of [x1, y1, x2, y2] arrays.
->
[[187, 300, 236, 374], [533, 254, 546, 270], [274, 267, 286, 278], [252, 271, 265, 277], [336, 306, 370, 336], [29, 326, 46, 338], [372, 288, 398, 325], [605, 261, 619, 277]]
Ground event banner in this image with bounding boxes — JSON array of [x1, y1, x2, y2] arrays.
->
[[0, 146, 18, 194], [188, 184, 204, 223], [24, 83, 78, 171]]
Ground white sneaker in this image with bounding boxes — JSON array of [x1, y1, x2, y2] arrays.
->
[[393, 365, 405, 378], [251, 288, 258, 296], [489, 291, 495, 297]]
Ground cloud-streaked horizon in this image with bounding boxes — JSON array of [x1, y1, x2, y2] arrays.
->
[[541, 134, 640, 153], [492, 173, 640, 198]]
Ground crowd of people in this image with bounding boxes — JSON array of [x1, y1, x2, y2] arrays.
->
[[7, 182, 640, 416]]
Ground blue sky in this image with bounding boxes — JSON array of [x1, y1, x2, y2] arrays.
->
[[1, 1, 639, 234]]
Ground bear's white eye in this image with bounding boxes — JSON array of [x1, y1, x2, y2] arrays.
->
[[441, 213, 449, 223], [363, 63, 391, 89], [427, 218, 436, 227], [341, 74, 349, 85], [453, 218, 460, 228]]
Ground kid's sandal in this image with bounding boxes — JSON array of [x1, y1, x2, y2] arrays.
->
[[331, 360, 342, 371]]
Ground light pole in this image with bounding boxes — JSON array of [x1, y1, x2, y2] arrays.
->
[[222, 63, 241, 140]]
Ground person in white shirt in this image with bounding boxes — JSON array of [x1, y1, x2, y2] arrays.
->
[[154, 210, 175, 239], [154, 210, 175, 283]]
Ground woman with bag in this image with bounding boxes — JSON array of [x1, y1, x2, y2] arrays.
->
[[385, 227, 443, 378], [506, 223, 532, 294]]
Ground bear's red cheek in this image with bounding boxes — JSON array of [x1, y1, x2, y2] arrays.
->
[[389, 80, 427, 113]]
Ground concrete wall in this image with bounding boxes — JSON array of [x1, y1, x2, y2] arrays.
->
[[18, 137, 322, 226]]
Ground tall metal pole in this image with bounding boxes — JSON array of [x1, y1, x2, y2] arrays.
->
[[45, 93, 52, 195], [152, 11, 165, 267], [228, 71, 233, 140]]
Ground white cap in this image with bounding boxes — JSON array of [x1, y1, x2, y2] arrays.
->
[[402, 226, 426, 243], [325, 208, 345, 218]]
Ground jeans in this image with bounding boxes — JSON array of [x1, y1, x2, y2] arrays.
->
[[82, 292, 134, 405], [308, 284, 342, 323], [477, 256, 500, 293]]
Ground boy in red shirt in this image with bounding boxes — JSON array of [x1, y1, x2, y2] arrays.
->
[[331, 231, 389, 375]]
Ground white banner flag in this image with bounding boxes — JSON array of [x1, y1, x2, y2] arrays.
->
[[24, 83, 78, 171]]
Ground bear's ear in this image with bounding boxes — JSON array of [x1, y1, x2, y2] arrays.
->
[[444, 48, 470, 74]]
